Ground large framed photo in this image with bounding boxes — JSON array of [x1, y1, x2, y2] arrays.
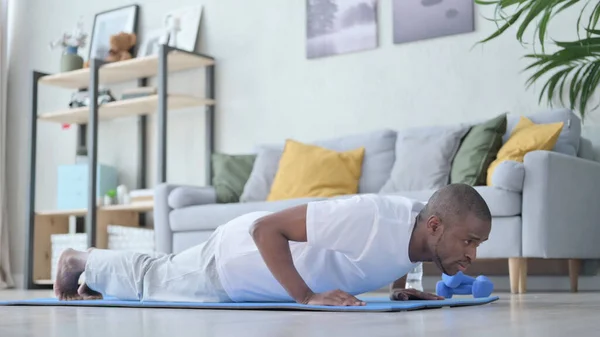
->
[[164, 5, 202, 52], [89, 5, 139, 61], [306, 0, 378, 59], [393, 0, 474, 44]]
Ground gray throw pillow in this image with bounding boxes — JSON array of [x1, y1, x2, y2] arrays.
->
[[504, 108, 581, 156], [379, 125, 470, 193], [239, 147, 282, 203]]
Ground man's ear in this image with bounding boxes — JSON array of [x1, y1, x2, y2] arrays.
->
[[426, 215, 443, 235]]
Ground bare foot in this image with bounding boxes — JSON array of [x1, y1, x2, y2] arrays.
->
[[54, 248, 89, 301], [77, 282, 103, 300]]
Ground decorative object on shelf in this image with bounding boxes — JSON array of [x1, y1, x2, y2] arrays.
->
[[50, 233, 87, 281], [88, 5, 139, 63], [56, 164, 118, 210], [121, 86, 157, 100], [129, 189, 153, 204], [474, 0, 599, 122], [116, 184, 129, 204], [306, 0, 378, 59], [104, 189, 116, 206], [68, 89, 116, 108], [105, 32, 137, 62], [392, 0, 474, 44], [107, 225, 155, 253], [75, 146, 88, 164], [49, 17, 88, 72], [164, 5, 202, 52], [137, 29, 170, 57]]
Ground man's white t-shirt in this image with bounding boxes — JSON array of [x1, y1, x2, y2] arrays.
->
[[213, 194, 425, 302]]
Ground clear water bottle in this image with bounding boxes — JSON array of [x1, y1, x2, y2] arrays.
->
[[405, 262, 423, 291]]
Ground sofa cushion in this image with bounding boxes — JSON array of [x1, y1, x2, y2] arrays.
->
[[211, 153, 256, 203], [240, 129, 397, 202], [379, 124, 470, 192], [267, 139, 365, 201], [168, 186, 217, 209], [170, 197, 328, 232], [385, 186, 521, 217], [504, 108, 581, 156], [489, 160, 525, 193], [239, 147, 282, 203], [170, 186, 520, 233]]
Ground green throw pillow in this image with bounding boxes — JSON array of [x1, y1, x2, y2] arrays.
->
[[212, 153, 256, 203], [450, 114, 507, 186]]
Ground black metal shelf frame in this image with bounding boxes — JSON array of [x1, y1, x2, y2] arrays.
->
[[24, 44, 215, 289]]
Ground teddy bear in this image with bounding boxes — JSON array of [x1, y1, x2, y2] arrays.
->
[[105, 32, 137, 62], [84, 32, 137, 67]]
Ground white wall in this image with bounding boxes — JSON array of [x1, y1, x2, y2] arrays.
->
[[6, 0, 599, 285]]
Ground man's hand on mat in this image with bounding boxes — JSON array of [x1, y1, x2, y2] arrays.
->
[[390, 289, 444, 301], [304, 289, 366, 306]]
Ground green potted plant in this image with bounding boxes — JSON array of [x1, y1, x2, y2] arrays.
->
[[49, 17, 88, 72], [475, 0, 600, 121], [104, 189, 117, 206]]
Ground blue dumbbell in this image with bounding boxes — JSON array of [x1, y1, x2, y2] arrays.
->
[[436, 274, 494, 298], [442, 271, 475, 288]]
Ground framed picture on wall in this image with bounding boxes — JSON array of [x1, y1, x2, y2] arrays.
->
[[392, 0, 474, 44], [88, 5, 139, 61], [306, 0, 378, 59]]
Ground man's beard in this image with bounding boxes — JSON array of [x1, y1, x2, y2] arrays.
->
[[433, 233, 450, 275]]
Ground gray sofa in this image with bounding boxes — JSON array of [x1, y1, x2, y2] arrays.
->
[[154, 109, 600, 293]]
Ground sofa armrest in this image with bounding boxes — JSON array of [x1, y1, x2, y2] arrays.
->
[[167, 185, 217, 209], [522, 150, 600, 258], [154, 183, 217, 253]]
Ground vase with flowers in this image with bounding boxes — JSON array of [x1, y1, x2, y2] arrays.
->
[[50, 17, 88, 72]]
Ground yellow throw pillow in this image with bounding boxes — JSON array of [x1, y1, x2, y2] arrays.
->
[[267, 139, 365, 201], [487, 116, 563, 185]]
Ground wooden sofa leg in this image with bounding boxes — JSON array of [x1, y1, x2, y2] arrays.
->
[[508, 258, 527, 294], [569, 259, 581, 292], [508, 258, 521, 294], [519, 258, 528, 294]]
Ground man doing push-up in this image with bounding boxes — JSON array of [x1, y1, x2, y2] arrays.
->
[[54, 183, 491, 306]]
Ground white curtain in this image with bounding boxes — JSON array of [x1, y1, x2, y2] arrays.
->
[[0, 0, 13, 289]]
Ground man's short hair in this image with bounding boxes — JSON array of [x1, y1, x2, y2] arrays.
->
[[417, 183, 491, 224]]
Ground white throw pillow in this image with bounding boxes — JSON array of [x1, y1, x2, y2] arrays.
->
[[379, 125, 470, 192]]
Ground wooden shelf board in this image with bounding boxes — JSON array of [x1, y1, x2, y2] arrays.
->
[[38, 51, 214, 89], [100, 201, 154, 212], [35, 279, 83, 285], [36, 202, 154, 217], [34, 279, 54, 285], [38, 94, 214, 124], [36, 209, 87, 217]]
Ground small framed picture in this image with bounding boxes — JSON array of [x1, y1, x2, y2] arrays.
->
[[137, 29, 170, 58], [89, 5, 139, 61]]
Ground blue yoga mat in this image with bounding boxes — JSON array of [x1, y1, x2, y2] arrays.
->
[[0, 296, 499, 312]]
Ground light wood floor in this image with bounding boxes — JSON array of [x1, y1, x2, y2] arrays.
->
[[0, 290, 598, 337]]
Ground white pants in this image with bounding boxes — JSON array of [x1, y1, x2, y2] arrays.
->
[[84, 236, 231, 303]]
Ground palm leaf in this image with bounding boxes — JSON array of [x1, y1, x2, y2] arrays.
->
[[522, 37, 600, 120], [474, 0, 600, 120]]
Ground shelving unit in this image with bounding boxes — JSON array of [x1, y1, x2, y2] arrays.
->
[[24, 45, 215, 289]]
